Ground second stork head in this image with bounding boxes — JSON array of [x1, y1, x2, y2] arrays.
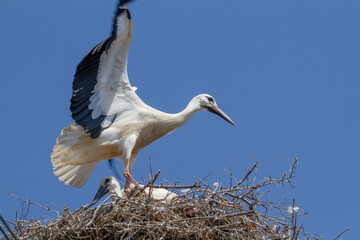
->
[[93, 176, 179, 203], [93, 176, 122, 202]]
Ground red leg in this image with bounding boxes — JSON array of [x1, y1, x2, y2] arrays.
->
[[124, 172, 131, 194], [123, 163, 138, 190], [123, 158, 149, 197]]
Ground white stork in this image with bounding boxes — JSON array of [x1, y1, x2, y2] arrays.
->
[[51, 0, 235, 193], [93, 176, 178, 203]]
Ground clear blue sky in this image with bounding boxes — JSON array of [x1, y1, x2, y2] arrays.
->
[[1, 0, 359, 238]]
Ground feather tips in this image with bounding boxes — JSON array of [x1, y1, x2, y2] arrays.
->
[[71, 3, 134, 139], [51, 124, 100, 188]]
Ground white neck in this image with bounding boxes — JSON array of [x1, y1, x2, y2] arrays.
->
[[175, 99, 202, 124], [109, 181, 124, 200], [158, 98, 202, 133], [138, 96, 203, 143]]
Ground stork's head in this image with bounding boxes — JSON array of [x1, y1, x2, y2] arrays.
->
[[193, 94, 236, 126], [93, 176, 121, 202]]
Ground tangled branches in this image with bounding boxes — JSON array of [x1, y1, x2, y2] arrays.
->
[[1, 158, 324, 239]]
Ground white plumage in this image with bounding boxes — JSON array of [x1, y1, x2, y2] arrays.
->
[[93, 176, 178, 204], [51, 1, 235, 192]]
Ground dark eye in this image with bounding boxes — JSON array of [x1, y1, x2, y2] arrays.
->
[[207, 97, 214, 102], [105, 178, 110, 183]]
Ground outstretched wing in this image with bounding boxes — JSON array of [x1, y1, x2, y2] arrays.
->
[[71, 0, 143, 138]]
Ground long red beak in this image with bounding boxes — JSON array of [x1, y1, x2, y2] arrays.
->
[[207, 104, 236, 126]]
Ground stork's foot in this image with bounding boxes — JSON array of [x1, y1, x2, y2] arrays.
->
[[136, 185, 150, 197], [122, 158, 150, 197], [124, 183, 150, 198], [123, 170, 149, 198], [123, 185, 133, 196]]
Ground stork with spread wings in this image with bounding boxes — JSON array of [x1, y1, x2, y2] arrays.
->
[[51, 0, 235, 193]]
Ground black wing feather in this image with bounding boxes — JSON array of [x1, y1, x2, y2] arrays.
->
[[70, 0, 134, 139], [71, 38, 110, 138]]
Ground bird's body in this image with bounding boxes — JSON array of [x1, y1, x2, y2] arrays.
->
[[93, 176, 178, 203], [51, 0, 235, 190], [52, 98, 205, 188]]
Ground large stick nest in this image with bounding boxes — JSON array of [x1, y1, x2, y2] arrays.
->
[[1, 158, 323, 240]]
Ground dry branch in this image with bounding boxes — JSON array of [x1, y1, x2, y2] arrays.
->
[[1, 158, 327, 240]]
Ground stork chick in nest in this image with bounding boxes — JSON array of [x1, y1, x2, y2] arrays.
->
[[93, 176, 178, 203]]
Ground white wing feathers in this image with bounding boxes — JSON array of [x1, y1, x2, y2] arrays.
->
[[51, 124, 100, 188], [71, 3, 144, 138], [52, 1, 143, 188]]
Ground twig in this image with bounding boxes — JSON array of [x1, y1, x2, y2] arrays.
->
[[334, 227, 351, 240], [169, 212, 254, 223], [86, 196, 111, 227], [0, 215, 18, 240], [291, 199, 297, 240], [6, 192, 59, 216], [138, 170, 161, 196], [146, 183, 201, 189], [0, 224, 10, 240], [232, 163, 258, 189], [224, 167, 233, 188]]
